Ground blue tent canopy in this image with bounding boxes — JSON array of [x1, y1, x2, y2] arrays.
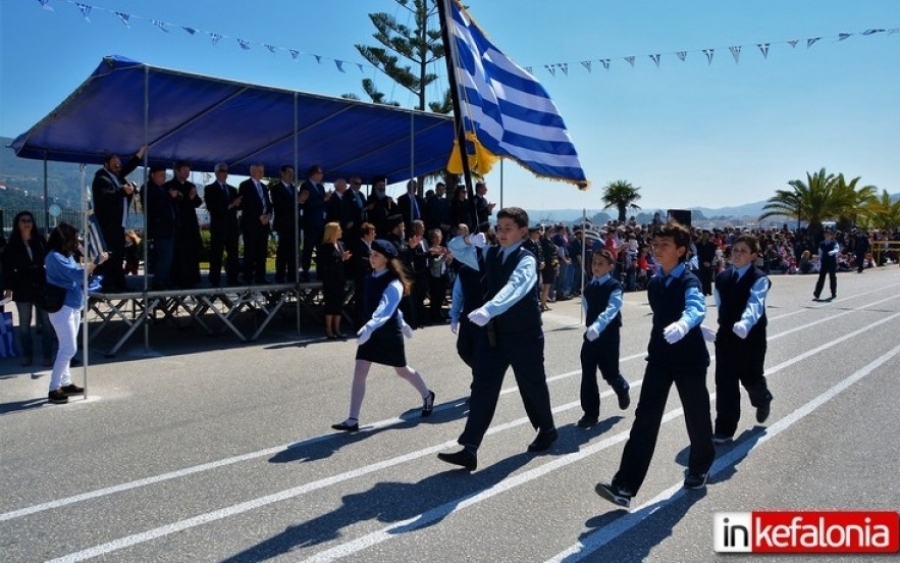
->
[[11, 56, 455, 183]]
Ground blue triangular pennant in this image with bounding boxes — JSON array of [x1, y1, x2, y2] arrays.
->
[[649, 54, 660, 67], [290, 49, 299, 60], [580, 60, 591, 72], [335, 60, 345, 72], [838, 33, 852, 41], [729, 46, 741, 64], [600, 59, 610, 70], [862, 29, 885, 35], [703, 48, 714, 65], [524, 66, 532, 74], [807, 37, 821, 48], [758, 43, 770, 58], [624, 56, 635, 67], [264, 44, 276, 54], [75, 3, 91, 21], [37, 0, 53, 11], [545, 64, 556, 77], [787, 39, 799, 48], [182, 26, 197, 35], [676, 51, 687, 62], [559, 63, 568, 75], [114, 11, 130, 27], [357, 63, 364, 72], [237, 38, 251, 50], [314, 55, 322, 64]]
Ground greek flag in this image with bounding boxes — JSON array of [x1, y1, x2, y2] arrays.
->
[[445, 0, 588, 187], [85, 213, 107, 264]]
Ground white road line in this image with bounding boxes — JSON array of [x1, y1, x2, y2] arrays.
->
[[544, 342, 900, 563], [292, 310, 900, 562], [5, 289, 897, 528]]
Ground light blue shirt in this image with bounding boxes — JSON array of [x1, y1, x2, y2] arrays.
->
[[44, 251, 86, 309], [581, 273, 624, 334], [447, 235, 538, 318], [364, 268, 403, 331], [658, 262, 705, 328], [449, 275, 464, 324], [713, 264, 770, 328]]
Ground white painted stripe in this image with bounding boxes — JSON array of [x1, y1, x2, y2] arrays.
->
[[544, 342, 900, 563], [292, 310, 900, 562], [6, 289, 897, 526]]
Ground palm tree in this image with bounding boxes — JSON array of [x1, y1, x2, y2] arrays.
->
[[601, 180, 642, 223], [761, 168, 844, 235], [832, 174, 878, 230], [863, 190, 900, 231]]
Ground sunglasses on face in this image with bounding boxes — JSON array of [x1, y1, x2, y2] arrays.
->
[[20, 218, 34, 223]]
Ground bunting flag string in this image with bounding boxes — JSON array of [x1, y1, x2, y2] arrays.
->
[[526, 25, 896, 77], [559, 63, 568, 76], [38, 0, 373, 75]]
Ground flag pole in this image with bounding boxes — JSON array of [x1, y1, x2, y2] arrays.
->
[[580, 208, 586, 324], [80, 163, 89, 399], [436, 0, 476, 228]]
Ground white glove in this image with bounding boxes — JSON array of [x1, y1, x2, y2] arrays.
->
[[469, 233, 487, 248], [450, 320, 459, 335], [663, 321, 689, 345], [401, 321, 414, 339], [468, 307, 491, 327], [732, 322, 749, 340], [828, 249, 839, 256], [700, 325, 717, 343], [586, 326, 600, 341], [357, 325, 373, 346]]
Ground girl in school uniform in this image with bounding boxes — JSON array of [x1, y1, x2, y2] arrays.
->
[[331, 239, 435, 432]]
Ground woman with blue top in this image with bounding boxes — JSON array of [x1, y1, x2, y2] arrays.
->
[[331, 239, 435, 432], [44, 223, 108, 405]]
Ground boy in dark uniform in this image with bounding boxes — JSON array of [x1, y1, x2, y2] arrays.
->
[[438, 208, 557, 470], [596, 220, 714, 508], [449, 224, 485, 390], [813, 227, 840, 301], [578, 249, 631, 428], [712, 234, 773, 443]]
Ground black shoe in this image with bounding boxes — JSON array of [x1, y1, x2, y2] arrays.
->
[[48, 389, 69, 404], [70, 357, 82, 367], [756, 400, 772, 424], [812, 295, 820, 301], [331, 420, 359, 432], [527, 428, 558, 452], [616, 386, 631, 410], [712, 433, 733, 445], [421, 391, 435, 417], [61, 384, 84, 396], [595, 482, 632, 508], [437, 448, 477, 470], [684, 472, 708, 490], [577, 415, 598, 428]]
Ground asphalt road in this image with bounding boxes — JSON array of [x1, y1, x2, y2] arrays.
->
[[2, 266, 899, 563]]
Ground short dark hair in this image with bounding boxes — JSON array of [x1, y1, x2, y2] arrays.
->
[[174, 160, 191, 171], [593, 249, 615, 264], [308, 164, 323, 177], [735, 233, 761, 254], [496, 207, 529, 228], [280, 165, 294, 174], [654, 219, 692, 261]]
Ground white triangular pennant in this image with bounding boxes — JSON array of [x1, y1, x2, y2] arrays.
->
[[862, 29, 885, 35], [807, 37, 821, 48], [559, 63, 568, 75], [290, 50, 299, 60], [209, 32, 222, 45], [580, 60, 591, 72], [152, 19, 169, 33], [787, 39, 799, 48], [600, 59, 610, 70], [838, 33, 851, 41], [545, 64, 556, 77], [237, 38, 251, 50], [889, 28, 900, 35], [649, 54, 660, 67], [114, 11, 130, 27], [703, 48, 714, 65], [37, 0, 53, 11], [729, 46, 741, 63], [624, 56, 635, 67], [75, 3, 91, 21], [758, 43, 770, 58], [357, 63, 364, 72], [525, 66, 532, 74], [264, 44, 276, 54], [676, 51, 687, 62]]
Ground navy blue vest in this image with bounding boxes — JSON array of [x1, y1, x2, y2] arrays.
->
[[818, 239, 839, 267], [363, 270, 400, 334], [485, 245, 542, 333], [583, 276, 623, 329], [715, 267, 769, 343], [458, 257, 485, 317], [646, 268, 709, 369]]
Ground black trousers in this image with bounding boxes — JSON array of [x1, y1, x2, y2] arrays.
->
[[856, 252, 867, 273], [98, 223, 126, 291], [813, 264, 837, 298], [459, 325, 555, 449], [300, 222, 324, 274], [242, 225, 269, 283], [208, 226, 239, 286], [580, 334, 628, 419], [714, 336, 772, 438], [456, 317, 477, 371], [613, 362, 714, 495], [427, 275, 447, 322], [275, 229, 297, 283], [698, 266, 714, 296]]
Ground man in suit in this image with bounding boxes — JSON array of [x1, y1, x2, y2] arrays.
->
[[142, 165, 177, 290], [298, 164, 328, 282], [695, 230, 718, 296], [271, 165, 300, 284], [326, 177, 354, 233], [204, 162, 241, 287], [91, 144, 146, 291], [424, 181, 451, 240], [474, 181, 496, 227], [397, 180, 426, 236], [365, 176, 397, 237], [345, 176, 367, 237], [239, 163, 272, 285]]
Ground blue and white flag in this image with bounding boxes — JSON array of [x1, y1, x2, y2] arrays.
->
[[444, 0, 588, 187], [85, 213, 107, 264]]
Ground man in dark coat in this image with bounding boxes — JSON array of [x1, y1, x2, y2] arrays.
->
[[203, 163, 241, 286]]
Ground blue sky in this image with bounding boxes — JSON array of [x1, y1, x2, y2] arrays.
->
[[1, 0, 897, 211]]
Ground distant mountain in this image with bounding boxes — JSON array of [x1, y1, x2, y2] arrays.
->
[[1, 135, 84, 211]]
